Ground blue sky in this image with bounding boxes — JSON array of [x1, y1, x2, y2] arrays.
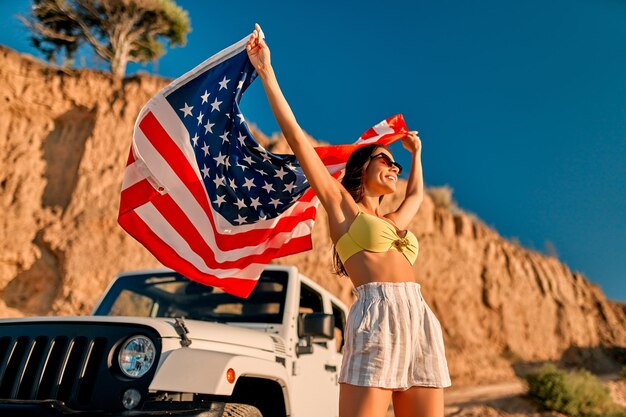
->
[[2, 0, 624, 301]]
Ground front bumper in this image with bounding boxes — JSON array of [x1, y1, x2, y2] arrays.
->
[[0, 399, 224, 417]]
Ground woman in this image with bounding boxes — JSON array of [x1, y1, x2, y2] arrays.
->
[[246, 24, 451, 417]]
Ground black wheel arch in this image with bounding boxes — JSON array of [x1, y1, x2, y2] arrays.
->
[[228, 376, 287, 417]]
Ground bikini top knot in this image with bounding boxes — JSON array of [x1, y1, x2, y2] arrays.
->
[[393, 237, 411, 249]]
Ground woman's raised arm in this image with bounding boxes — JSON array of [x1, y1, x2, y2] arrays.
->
[[385, 131, 424, 229], [246, 24, 346, 213]]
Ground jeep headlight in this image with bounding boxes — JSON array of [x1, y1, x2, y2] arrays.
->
[[118, 335, 155, 378]]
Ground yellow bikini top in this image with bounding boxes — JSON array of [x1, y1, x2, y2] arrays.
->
[[335, 210, 419, 265]]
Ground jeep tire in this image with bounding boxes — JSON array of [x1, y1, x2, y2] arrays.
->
[[222, 403, 263, 417]]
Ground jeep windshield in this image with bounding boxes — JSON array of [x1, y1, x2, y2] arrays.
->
[[94, 270, 288, 324]]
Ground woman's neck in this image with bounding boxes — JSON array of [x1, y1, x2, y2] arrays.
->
[[359, 195, 381, 215]]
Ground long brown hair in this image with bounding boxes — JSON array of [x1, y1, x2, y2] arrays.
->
[[332, 144, 385, 276]]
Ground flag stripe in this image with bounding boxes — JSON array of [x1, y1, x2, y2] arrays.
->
[[121, 161, 150, 191], [119, 179, 161, 216], [273, 234, 313, 258], [150, 97, 203, 182]]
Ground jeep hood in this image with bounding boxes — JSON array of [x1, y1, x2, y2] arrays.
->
[[0, 316, 276, 353]]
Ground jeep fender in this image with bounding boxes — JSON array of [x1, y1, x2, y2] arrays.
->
[[149, 349, 290, 397]]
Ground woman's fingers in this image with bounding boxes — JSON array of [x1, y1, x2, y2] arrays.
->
[[247, 29, 260, 52], [247, 24, 266, 52], [401, 130, 421, 152], [410, 131, 419, 140], [247, 29, 257, 48]]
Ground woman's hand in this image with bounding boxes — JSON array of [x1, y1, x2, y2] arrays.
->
[[246, 23, 271, 73], [402, 130, 421, 154]]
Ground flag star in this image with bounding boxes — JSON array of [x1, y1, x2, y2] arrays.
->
[[235, 198, 246, 210], [258, 214, 267, 221], [226, 113, 230, 118], [243, 155, 254, 165], [210, 97, 222, 112], [179, 102, 193, 117], [237, 131, 247, 146], [270, 198, 281, 208], [242, 177, 255, 190], [262, 181, 275, 193], [274, 167, 288, 180], [235, 214, 247, 225], [224, 156, 231, 168], [228, 178, 238, 190], [237, 161, 248, 171], [201, 164, 210, 178], [201, 142, 210, 156], [237, 80, 244, 89], [218, 76, 231, 90], [219, 131, 230, 144], [204, 119, 215, 134], [261, 153, 272, 163], [196, 111, 204, 125], [237, 113, 245, 124], [213, 152, 226, 167], [214, 194, 226, 207], [201, 90, 210, 104], [213, 175, 225, 188], [286, 163, 296, 171], [254, 144, 266, 154], [250, 197, 261, 210], [191, 133, 199, 146], [284, 181, 296, 193]]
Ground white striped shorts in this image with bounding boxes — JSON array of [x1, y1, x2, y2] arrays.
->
[[338, 282, 452, 389]]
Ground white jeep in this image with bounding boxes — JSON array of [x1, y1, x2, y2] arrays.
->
[[0, 265, 348, 417]]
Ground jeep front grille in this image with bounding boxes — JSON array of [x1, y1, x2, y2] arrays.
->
[[0, 335, 106, 403], [0, 322, 161, 412]]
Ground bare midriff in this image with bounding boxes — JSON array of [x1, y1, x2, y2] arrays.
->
[[342, 250, 417, 288]]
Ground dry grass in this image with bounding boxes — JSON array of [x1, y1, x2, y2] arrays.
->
[[426, 185, 456, 210]]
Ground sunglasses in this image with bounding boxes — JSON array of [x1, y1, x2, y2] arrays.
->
[[370, 153, 403, 174]]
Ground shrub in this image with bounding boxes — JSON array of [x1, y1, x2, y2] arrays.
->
[[500, 347, 522, 363], [426, 185, 456, 210], [525, 364, 625, 417]]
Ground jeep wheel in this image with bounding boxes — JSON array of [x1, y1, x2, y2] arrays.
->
[[223, 403, 263, 417]]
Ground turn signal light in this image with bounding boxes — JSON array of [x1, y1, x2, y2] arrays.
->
[[226, 368, 236, 384]]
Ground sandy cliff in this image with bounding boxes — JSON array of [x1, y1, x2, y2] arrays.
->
[[1, 46, 624, 386]]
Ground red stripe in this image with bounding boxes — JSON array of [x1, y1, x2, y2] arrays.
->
[[119, 179, 160, 216], [139, 112, 318, 249], [386, 114, 409, 135], [274, 235, 312, 258], [118, 209, 258, 298], [358, 127, 378, 140], [378, 132, 407, 147], [315, 144, 357, 165], [126, 146, 136, 165]]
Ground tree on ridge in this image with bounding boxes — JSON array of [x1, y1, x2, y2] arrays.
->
[[20, 0, 191, 77]]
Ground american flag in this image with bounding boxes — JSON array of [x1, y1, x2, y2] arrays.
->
[[118, 34, 409, 297]]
